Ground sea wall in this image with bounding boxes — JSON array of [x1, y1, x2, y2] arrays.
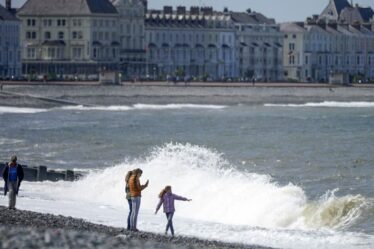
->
[[0, 163, 80, 182]]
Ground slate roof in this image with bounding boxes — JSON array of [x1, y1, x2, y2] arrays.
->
[[230, 12, 275, 25], [18, 0, 118, 16], [280, 22, 306, 33], [357, 7, 374, 22], [333, 0, 351, 15], [0, 4, 19, 21]]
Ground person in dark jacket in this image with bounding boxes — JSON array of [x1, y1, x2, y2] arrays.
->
[[2, 155, 24, 209]]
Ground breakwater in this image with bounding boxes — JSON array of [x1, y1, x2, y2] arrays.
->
[[0, 163, 80, 182]]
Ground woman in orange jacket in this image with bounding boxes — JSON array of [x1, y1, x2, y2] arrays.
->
[[128, 168, 149, 231]]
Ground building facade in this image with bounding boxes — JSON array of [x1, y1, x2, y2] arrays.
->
[[282, 0, 374, 83], [232, 11, 284, 82], [111, 0, 147, 79], [17, 0, 120, 80], [0, 1, 21, 79], [145, 6, 236, 80]]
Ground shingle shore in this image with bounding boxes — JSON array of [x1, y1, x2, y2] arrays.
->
[[0, 206, 275, 249]]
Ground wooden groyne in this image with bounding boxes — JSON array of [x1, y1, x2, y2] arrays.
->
[[0, 163, 82, 182]]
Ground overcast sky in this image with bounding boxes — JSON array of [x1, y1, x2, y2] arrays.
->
[[1, 0, 373, 22]]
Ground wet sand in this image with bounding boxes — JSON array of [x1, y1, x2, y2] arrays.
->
[[0, 83, 374, 107]]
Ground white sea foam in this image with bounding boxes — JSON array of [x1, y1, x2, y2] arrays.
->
[[0, 106, 47, 114], [0, 143, 372, 249], [265, 102, 374, 108], [60, 104, 226, 112]]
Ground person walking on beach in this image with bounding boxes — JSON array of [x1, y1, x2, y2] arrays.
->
[[125, 170, 133, 230], [129, 168, 149, 231], [2, 155, 24, 209], [155, 186, 191, 237]]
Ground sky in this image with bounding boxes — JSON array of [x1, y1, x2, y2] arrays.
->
[[1, 0, 373, 22]]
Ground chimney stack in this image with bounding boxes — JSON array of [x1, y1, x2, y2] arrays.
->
[[177, 6, 186, 15], [190, 6, 200, 15], [163, 6, 173, 15], [6, 0, 11, 10]]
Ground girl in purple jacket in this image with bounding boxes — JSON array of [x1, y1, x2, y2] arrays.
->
[[155, 186, 191, 236]]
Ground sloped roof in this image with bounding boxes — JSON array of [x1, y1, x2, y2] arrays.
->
[[280, 22, 306, 33], [333, 0, 351, 15], [357, 7, 374, 22], [340, 7, 364, 23], [0, 4, 19, 21], [18, 0, 118, 16], [230, 12, 275, 25]]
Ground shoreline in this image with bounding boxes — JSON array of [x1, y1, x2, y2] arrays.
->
[[1, 84, 374, 108], [0, 206, 274, 249]]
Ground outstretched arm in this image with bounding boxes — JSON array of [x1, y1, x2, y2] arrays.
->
[[173, 194, 191, 201]]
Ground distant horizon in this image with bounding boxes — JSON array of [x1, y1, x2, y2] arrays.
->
[[0, 0, 373, 22]]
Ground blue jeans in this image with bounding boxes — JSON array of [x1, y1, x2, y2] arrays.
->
[[127, 199, 132, 230], [165, 212, 174, 236], [130, 197, 141, 230]]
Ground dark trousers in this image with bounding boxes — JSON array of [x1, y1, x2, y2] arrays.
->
[[127, 199, 132, 230], [165, 212, 174, 236]]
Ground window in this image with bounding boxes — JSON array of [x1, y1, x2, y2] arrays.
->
[[289, 43, 295, 51], [44, 32, 51, 40], [58, 32, 64, 40], [305, 55, 309, 65], [27, 48, 36, 59], [27, 19, 36, 26], [72, 47, 82, 59], [57, 19, 66, 26]]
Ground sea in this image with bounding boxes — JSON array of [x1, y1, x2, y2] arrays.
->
[[0, 101, 374, 249]]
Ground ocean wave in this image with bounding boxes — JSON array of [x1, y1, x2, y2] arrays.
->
[[265, 102, 374, 108], [0, 106, 48, 114], [60, 104, 227, 111], [29, 143, 368, 231]]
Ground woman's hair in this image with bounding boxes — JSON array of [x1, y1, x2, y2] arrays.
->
[[133, 168, 143, 176], [125, 171, 132, 182], [158, 186, 172, 198]]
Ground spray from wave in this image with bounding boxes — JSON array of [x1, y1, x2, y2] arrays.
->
[[265, 102, 374, 108], [29, 143, 369, 231]]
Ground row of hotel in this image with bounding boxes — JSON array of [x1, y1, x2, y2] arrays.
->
[[0, 0, 373, 83]]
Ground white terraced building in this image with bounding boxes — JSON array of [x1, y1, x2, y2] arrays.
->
[[111, 0, 147, 79], [231, 10, 284, 82], [0, 0, 21, 79], [17, 0, 120, 80], [145, 6, 236, 80], [281, 0, 374, 83]]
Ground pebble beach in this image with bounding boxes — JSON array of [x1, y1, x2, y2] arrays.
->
[[0, 207, 273, 249]]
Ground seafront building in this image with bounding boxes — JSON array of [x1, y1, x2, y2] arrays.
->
[[0, 0, 21, 79], [17, 0, 120, 80], [282, 0, 374, 83], [111, 0, 147, 78], [145, 6, 237, 80], [232, 10, 283, 81]]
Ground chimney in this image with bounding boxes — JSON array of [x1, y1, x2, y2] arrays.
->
[[142, 0, 148, 13], [190, 6, 200, 15], [6, 0, 11, 10], [177, 6, 186, 15], [201, 7, 213, 16], [163, 6, 173, 15]]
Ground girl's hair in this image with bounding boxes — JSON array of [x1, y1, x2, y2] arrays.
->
[[125, 171, 132, 182], [158, 186, 172, 198]]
